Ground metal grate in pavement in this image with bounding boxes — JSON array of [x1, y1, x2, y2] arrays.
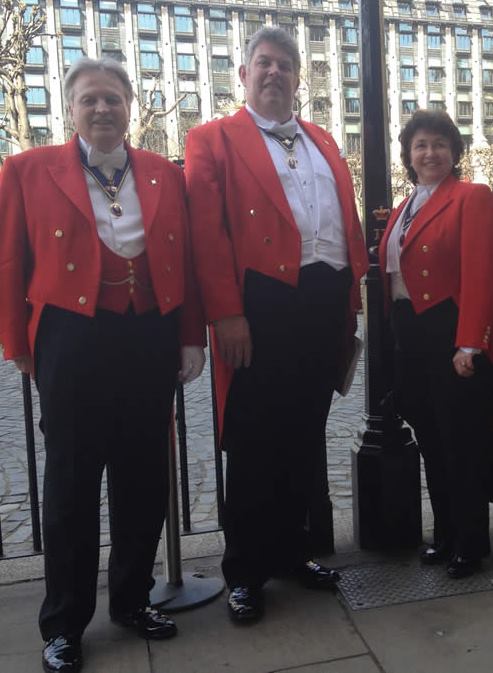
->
[[337, 560, 493, 610]]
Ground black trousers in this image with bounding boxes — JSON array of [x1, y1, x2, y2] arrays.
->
[[221, 263, 352, 588], [35, 305, 179, 640], [391, 299, 493, 559]]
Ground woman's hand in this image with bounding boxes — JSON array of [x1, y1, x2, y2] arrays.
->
[[453, 351, 475, 378]]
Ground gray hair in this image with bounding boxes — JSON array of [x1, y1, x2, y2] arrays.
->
[[64, 56, 134, 105], [245, 27, 301, 76]]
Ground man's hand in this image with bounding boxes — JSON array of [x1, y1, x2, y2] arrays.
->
[[179, 346, 206, 384], [13, 355, 34, 375], [453, 350, 475, 378], [213, 315, 252, 369]]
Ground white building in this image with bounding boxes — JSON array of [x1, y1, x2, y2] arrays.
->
[[1, 0, 493, 161]]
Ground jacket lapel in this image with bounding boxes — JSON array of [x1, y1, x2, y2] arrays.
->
[[127, 145, 163, 236], [223, 108, 297, 229], [402, 174, 457, 249], [47, 135, 95, 225]]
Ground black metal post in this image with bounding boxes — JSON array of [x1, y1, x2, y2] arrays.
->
[[22, 373, 42, 553], [176, 383, 191, 532], [208, 340, 225, 529], [352, 0, 422, 550]]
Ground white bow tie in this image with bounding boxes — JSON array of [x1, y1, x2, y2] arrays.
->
[[87, 146, 127, 177], [261, 118, 299, 139]]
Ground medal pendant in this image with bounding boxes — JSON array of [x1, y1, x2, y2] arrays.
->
[[110, 202, 123, 217], [108, 185, 118, 195], [288, 156, 297, 169]]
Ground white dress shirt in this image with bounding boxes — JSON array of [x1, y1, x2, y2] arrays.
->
[[79, 137, 145, 259], [246, 105, 348, 270]]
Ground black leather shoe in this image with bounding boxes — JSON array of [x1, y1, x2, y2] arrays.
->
[[111, 606, 177, 640], [42, 635, 82, 672], [447, 555, 482, 579], [227, 586, 264, 623], [294, 560, 341, 590], [420, 545, 452, 565]]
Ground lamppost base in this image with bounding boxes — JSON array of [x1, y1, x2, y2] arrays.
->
[[352, 420, 422, 550], [150, 572, 225, 612]]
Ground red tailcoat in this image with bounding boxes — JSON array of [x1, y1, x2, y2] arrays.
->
[[185, 107, 369, 432], [0, 135, 204, 361], [379, 174, 493, 357]]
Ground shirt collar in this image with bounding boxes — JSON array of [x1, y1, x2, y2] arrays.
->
[[78, 136, 125, 158], [245, 103, 302, 137]]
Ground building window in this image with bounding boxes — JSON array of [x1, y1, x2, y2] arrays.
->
[[400, 65, 415, 82], [100, 1, 118, 9], [483, 70, 493, 85], [309, 25, 325, 42], [425, 2, 439, 16], [26, 87, 47, 106], [482, 29, 493, 52], [453, 4, 467, 18], [429, 100, 445, 111], [428, 67, 443, 83], [455, 27, 471, 52], [484, 101, 493, 117], [137, 4, 157, 32], [63, 35, 83, 66], [481, 6, 493, 20], [0, 130, 8, 154], [399, 23, 413, 47], [457, 67, 472, 85], [210, 9, 227, 36], [344, 87, 360, 114], [343, 52, 359, 79], [427, 25, 441, 49], [279, 22, 297, 39], [339, 0, 352, 9], [345, 133, 360, 153], [457, 101, 472, 117], [100, 12, 119, 28], [341, 19, 358, 45], [246, 20, 262, 38], [26, 46, 45, 65], [177, 54, 196, 73], [313, 98, 328, 114], [175, 6, 193, 35], [140, 40, 159, 70], [180, 93, 199, 110], [212, 56, 229, 74], [397, 2, 412, 15], [60, 7, 81, 27], [402, 99, 417, 115], [311, 60, 328, 76], [309, 0, 323, 7]]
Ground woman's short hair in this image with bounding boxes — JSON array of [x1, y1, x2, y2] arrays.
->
[[245, 27, 301, 76], [399, 109, 464, 183], [64, 57, 134, 105]]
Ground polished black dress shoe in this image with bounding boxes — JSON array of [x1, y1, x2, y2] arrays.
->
[[420, 545, 452, 566], [447, 555, 482, 579], [294, 560, 340, 590], [227, 586, 264, 623], [42, 635, 82, 672], [111, 606, 177, 640]]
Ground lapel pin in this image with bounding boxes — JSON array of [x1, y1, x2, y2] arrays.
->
[[150, 178, 158, 185]]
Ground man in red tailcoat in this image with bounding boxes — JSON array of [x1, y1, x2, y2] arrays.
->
[[0, 57, 205, 672], [185, 28, 368, 623]]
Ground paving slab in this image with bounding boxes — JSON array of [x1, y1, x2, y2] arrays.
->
[[276, 655, 381, 673], [352, 591, 493, 673]]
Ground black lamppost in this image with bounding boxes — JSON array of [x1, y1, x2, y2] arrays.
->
[[351, 0, 422, 550]]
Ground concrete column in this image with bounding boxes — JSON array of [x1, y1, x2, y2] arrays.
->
[[197, 9, 212, 122], [471, 27, 486, 146], [45, 0, 65, 144], [232, 11, 243, 103], [386, 22, 401, 165], [297, 16, 310, 120], [328, 18, 343, 147], [160, 5, 179, 159], [123, 3, 140, 135], [416, 24, 427, 110], [444, 27, 456, 120], [84, 0, 98, 59]]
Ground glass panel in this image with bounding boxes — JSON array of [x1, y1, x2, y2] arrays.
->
[[60, 8, 81, 26], [26, 87, 47, 105], [210, 19, 227, 36], [140, 51, 160, 70], [402, 100, 417, 114], [100, 12, 119, 28], [177, 54, 195, 72], [63, 48, 84, 65], [400, 66, 414, 81], [138, 13, 157, 30], [175, 16, 193, 33], [26, 46, 44, 65], [309, 26, 325, 41], [212, 57, 229, 73]]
